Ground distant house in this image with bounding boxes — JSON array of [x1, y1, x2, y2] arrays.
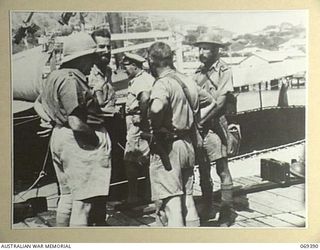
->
[[238, 54, 269, 67], [280, 48, 306, 59], [220, 56, 247, 66], [279, 38, 306, 51], [251, 51, 287, 63], [236, 47, 269, 56]]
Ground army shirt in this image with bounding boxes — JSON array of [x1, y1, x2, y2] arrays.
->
[[125, 70, 154, 139], [40, 68, 94, 126], [126, 70, 154, 115], [194, 59, 234, 100], [150, 69, 202, 132]]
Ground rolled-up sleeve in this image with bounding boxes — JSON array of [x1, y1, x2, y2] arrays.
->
[[150, 79, 169, 107], [58, 78, 80, 116], [217, 68, 234, 97]]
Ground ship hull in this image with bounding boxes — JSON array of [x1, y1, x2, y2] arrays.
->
[[13, 105, 305, 200]]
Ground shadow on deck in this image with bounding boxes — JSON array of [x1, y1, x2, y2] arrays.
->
[[13, 175, 305, 228]]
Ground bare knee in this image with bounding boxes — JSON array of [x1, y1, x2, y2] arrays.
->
[[57, 194, 72, 215], [216, 158, 232, 184], [164, 196, 184, 227], [70, 200, 92, 227]]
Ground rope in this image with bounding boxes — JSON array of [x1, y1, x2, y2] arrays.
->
[[13, 115, 39, 120], [14, 139, 51, 202], [14, 117, 40, 126]]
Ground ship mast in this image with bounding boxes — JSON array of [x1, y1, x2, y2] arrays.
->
[[107, 13, 124, 68]]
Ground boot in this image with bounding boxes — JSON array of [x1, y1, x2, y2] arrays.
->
[[218, 204, 237, 227], [218, 184, 237, 227], [200, 182, 216, 222]]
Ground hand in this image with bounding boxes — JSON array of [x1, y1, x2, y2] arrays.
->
[[37, 119, 53, 137], [74, 131, 99, 150], [132, 114, 142, 126], [88, 65, 106, 91]]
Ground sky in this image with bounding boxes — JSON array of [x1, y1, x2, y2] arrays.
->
[[149, 10, 307, 35]]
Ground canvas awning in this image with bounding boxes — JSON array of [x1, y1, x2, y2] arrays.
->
[[232, 57, 306, 87]]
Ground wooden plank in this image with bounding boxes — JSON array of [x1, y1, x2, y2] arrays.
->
[[232, 178, 247, 186], [232, 180, 245, 187], [246, 199, 283, 215], [267, 185, 305, 202], [250, 175, 265, 183], [230, 223, 245, 228], [237, 178, 304, 196], [236, 209, 265, 219], [247, 190, 304, 212], [237, 176, 260, 186], [111, 31, 171, 41], [37, 210, 56, 227], [105, 211, 143, 227], [273, 213, 305, 227], [291, 210, 305, 218], [233, 213, 248, 222], [255, 215, 297, 227], [292, 184, 305, 190], [12, 222, 29, 228], [112, 42, 155, 54], [234, 219, 269, 227], [24, 217, 49, 228]]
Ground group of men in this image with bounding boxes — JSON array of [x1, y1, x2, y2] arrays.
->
[[34, 28, 236, 227]]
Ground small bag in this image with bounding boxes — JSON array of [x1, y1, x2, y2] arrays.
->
[[227, 124, 241, 157], [225, 92, 237, 114]]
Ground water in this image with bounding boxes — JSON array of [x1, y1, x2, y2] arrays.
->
[[236, 88, 306, 112]]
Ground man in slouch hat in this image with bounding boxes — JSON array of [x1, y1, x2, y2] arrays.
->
[[193, 32, 236, 226]]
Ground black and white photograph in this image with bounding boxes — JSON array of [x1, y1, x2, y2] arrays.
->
[[11, 10, 307, 229]]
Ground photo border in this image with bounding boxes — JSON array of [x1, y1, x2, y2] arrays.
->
[[1, 0, 319, 243]]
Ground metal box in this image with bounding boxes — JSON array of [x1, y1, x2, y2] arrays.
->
[[260, 158, 290, 184]]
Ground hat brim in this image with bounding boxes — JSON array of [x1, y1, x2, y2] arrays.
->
[[193, 41, 230, 48], [60, 48, 106, 64]]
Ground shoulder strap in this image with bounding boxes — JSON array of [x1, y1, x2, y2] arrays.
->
[[167, 73, 195, 115], [196, 67, 218, 90], [205, 72, 218, 90]]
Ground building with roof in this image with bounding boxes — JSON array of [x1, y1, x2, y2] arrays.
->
[[220, 56, 247, 66], [279, 38, 306, 51]]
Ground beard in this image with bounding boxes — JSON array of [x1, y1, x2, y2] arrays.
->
[[149, 64, 158, 78], [199, 54, 208, 64], [95, 53, 111, 75]]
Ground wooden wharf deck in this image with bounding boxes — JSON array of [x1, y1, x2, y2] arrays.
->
[[13, 142, 306, 228], [12, 175, 305, 228]]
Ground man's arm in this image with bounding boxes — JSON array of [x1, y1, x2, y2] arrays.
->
[[137, 91, 150, 120], [68, 108, 99, 147], [34, 95, 51, 122], [60, 76, 99, 147], [34, 95, 54, 137], [199, 95, 228, 126], [149, 98, 165, 131]]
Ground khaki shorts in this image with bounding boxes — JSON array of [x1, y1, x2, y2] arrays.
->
[[149, 138, 195, 201], [124, 136, 150, 165], [202, 129, 227, 162], [50, 125, 112, 201], [124, 116, 150, 164]]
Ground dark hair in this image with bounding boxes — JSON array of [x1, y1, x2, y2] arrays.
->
[[91, 28, 111, 41], [148, 42, 174, 68]]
